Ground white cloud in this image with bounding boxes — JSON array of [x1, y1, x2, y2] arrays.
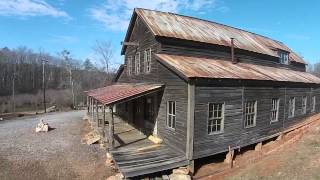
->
[[89, 0, 225, 31], [185, 0, 215, 11], [0, 0, 71, 19]]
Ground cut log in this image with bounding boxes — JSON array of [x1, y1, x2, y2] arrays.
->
[[86, 136, 100, 145], [35, 119, 50, 132], [148, 135, 163, 144]]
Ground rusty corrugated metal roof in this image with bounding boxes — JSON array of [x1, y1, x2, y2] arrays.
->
[[156, 54, 320, 84], [135, 8, 305, 64], [86, 83, 164, 105]]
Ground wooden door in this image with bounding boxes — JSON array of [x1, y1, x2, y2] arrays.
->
[[145, 96, 154, 123]]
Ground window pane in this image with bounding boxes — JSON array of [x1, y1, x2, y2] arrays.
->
[[172, 116, 176, 128], [214, 110, 217, 118], [217, 110, 221, 118], [245, 101, 256, 127], [208, 103, 224, 133], [172, 102, 176, 115]]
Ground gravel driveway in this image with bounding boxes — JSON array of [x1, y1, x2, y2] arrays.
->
[[0, 111, 113, 180]]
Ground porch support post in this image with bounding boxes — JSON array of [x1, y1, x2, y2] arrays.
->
[[89, 97, 91, 113], [96, 101, 99, 125], [109, 106, 115, 150], [102, 104, 106, 139], [186, 82, 195, 174], [87, 96, 89, 114], [91, 98, 94, 122]]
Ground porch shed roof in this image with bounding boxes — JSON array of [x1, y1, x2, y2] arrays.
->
[[86, 83, 164, 105], [156, 53, 320, 84]]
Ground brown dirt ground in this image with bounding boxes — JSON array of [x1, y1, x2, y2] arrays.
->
[[195, 120, 320, 180], [0, 111, 115, 180]]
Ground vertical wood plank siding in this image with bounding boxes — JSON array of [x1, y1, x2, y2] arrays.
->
[[193, 86, 320, 159]]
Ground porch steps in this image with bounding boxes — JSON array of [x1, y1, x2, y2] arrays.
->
[[111, 144, 188, 178]]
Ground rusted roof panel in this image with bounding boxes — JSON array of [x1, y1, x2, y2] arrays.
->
[[86, 83, 164, 105], [156, 54, 320, 84], [136, 8, 305, 64]]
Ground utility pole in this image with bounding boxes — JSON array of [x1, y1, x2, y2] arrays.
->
[[12, 63, 15, 113], [12, 54, 17, 113], [42, 58, 48, 113]]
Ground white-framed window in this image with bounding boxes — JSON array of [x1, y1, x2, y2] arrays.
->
[[127, 56, 132, 76], [270, 98, 280, 122], [288, 97, 295, 118], [302, 96, 307, 114], [208, 103, 224, 134], [312, 96, 316, 112], [135, 52, 140, 75], [279, 51, 289, 65], [244, 101, 257, 128], [167, 101, 176, 129], [144, 49, 151, 73]]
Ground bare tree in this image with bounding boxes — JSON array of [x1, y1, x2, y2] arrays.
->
[[60, 49, 75, 109], [0, 46, 109, 113], [92, 40, 113, 83]]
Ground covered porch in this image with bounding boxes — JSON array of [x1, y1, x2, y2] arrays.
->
[[85, 83, 189, 178]]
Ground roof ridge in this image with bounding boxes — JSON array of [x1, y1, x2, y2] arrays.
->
[[135, 8, 285, 46]]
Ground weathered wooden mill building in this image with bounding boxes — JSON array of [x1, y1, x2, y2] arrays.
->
[[86, 8, 320, 178]]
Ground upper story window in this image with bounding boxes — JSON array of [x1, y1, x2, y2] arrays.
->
[[127, 56, 132, 76], [208, 103, 224, 134], [302, 96, 307, 114], [244, 101, 257, 128], [167, 101, 176, 130], [135, 52, 140, 75], [288, 97, 295, 118], [144, 49, 151, 73], [312, 96, 316, 112], [270, 98, 280, 122], [279, 51, 289, 65]]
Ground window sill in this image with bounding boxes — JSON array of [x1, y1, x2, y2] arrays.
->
[[244, 125, 256, 129], [166, 126, 176, 132], [270, 120, 279, 124], [208, 131, 224, 135]]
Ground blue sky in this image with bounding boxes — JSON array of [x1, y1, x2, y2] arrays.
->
[[0, 0, 319, 68]]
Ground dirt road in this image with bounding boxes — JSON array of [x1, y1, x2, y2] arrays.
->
[[0, 111, 113, 180]]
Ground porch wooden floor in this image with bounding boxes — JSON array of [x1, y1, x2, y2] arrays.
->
[[106, 116, 188, 178]]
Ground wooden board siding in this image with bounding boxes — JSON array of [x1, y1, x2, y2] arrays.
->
[[193, 86, 320, 159], [156, 62, 188, 153], [118, 16, 161, 83], [283, 88, 310, 127], [116, 16, 189, 153], [116, 62, 188, 153], [193, 86, 243, 159], [159, 42, 306, 72], [115, 11, 319, 161]]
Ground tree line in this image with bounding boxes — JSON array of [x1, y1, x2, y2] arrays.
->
[[0, 44, 114, 113]]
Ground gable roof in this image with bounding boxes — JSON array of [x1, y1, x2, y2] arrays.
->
[[156, 54, 320, 84], [122, 8, 305, 64]]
